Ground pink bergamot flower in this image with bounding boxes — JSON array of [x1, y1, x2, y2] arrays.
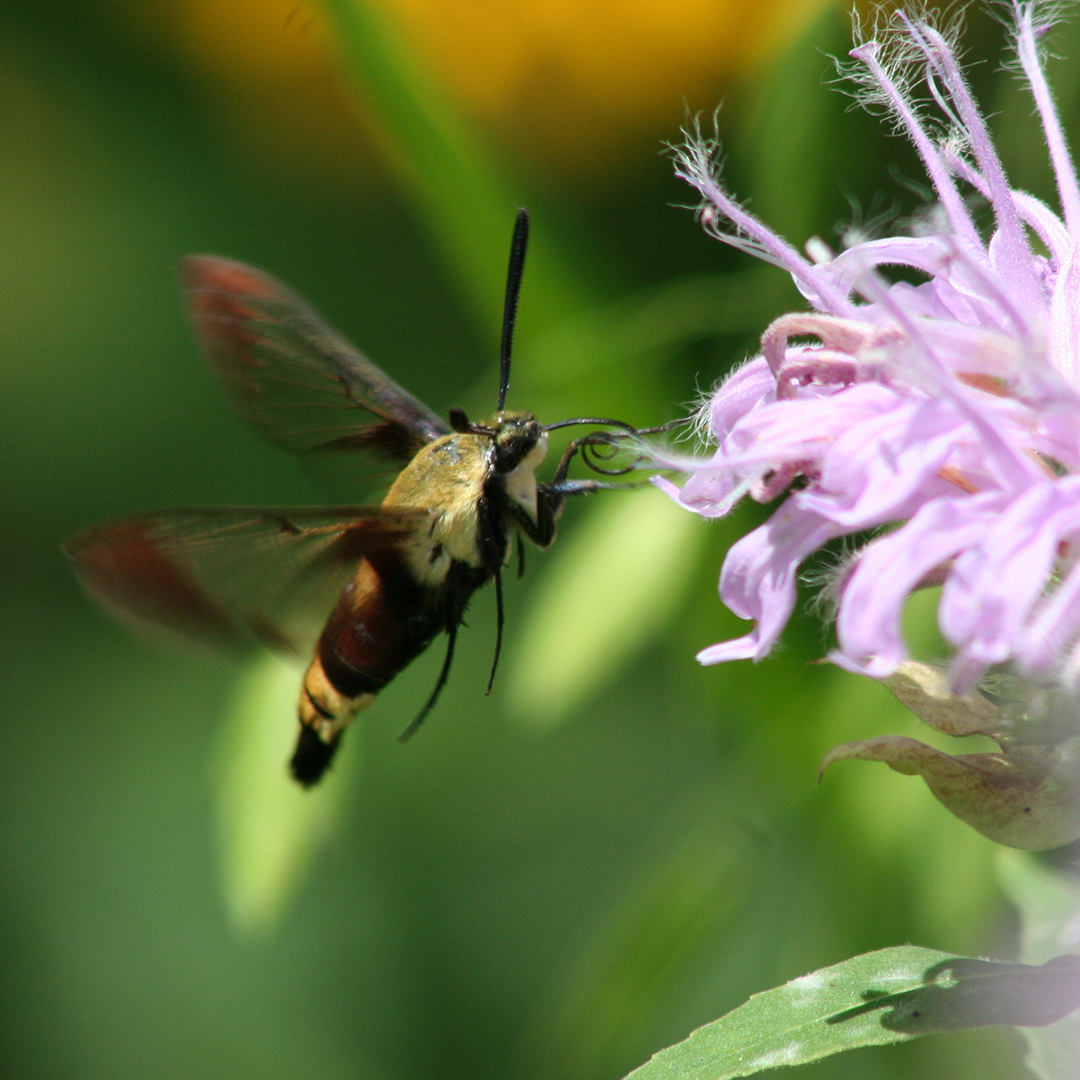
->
[[657, 2, 1080, 712]]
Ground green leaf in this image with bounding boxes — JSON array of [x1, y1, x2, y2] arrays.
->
[[517, 268, 782, 396], [525, 799, 758, 1080], [505, 487, 707, 728], [212, 653, 357, 934], [316, 0, 588, 337], [622, 946, 1080, 1079], [998, 851, 1080, 1079]]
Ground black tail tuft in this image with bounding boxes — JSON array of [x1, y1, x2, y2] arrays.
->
[[290, 725, 341, 787]]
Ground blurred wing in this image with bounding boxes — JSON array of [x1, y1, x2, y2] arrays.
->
[[65, 506, 429, 658], [182, 256, 451, 492]]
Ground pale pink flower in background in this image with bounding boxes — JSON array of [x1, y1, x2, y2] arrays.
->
[[657, 2, 1080, 699]]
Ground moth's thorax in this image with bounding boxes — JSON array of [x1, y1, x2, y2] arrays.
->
[[382, 413, 548, 587], [383, 435, 485, 579]]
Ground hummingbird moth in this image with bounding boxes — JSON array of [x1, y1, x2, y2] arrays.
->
[[67, 211, 650, 785]]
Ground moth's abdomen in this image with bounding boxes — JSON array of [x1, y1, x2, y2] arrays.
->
[[292, 552, 443, 785], [294, 659, 375, 786]]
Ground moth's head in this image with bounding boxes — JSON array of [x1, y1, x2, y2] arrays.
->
[[449, 407, 548, 474]]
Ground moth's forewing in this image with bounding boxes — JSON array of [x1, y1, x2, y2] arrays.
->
[[181, 256, 451, 498], [65, 506, 427, 658]]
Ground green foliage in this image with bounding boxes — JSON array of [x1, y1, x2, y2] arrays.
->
[[521, 794, 761, 1080], [213, 654, 357, 933], [506, 488, 708, 726], [318, 0, 589, 334], [624, 947, 1080, 1079]]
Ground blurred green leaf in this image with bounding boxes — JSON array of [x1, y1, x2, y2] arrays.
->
[[317, 0, 589, 337], [213, 653, 357, 934], [998, 850, 1080, 1079], [740, 2, 849, 249], [623, 947, 1080, 1080], [524, 799, 758, 1080], [505, 487, 707, 728], [518, 268, 779, 395]]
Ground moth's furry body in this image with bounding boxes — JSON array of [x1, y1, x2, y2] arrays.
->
[[295, 414, 555, 779]]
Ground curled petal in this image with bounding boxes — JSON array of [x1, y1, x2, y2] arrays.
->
[[942, 479, 1080, 686], [1013, 191, 1072, 264], [761, 313, 869, 377], [804, 398, 969, 527], [706, 356, 776, 440], [1048, 238, 1080, 385], [698, 502, 842, 664], [835, 493, 1007, 677]]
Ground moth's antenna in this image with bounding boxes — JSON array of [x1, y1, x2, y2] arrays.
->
[[498, 208, 529, 412]]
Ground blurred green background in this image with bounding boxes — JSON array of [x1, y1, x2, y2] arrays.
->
[[2, 0, 1070, 1077]]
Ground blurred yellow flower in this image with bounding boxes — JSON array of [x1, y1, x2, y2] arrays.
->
[[381, 0, 835, 164], [112, 0, 836, 178]]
